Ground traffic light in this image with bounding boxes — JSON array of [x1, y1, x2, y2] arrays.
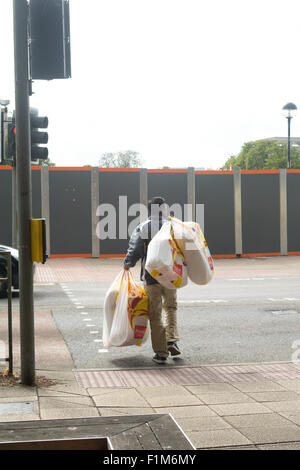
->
[[30, 108, 48, 161], [29, 0, 71, 80], [7, 118, 16, 159]]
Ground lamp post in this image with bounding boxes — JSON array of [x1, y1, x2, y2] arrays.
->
[[282, 102, 297, 169]]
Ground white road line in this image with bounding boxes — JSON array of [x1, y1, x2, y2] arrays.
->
[[80, 312, 89, 315], [94, 339, 102, 343], [76, 306, 85, 309], [98, 349, 108, 353], [268, 298, 300, 301], [86, 324, 95, 327], [178, 300, 228, 304], [90, 331, 99, 334], [82, 318, 92, 321]]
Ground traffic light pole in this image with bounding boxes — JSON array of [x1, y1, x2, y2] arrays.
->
[[13, 0, 35, 386]]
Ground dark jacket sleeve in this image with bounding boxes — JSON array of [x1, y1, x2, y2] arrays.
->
[[124, 225, 146, 268]]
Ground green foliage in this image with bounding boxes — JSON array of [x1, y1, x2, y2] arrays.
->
[[99, 150, 143, 168], [221, 140, 300, 170]]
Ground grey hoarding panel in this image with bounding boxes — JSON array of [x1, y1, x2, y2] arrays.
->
[[241, 173, 280, 254], [99, 171, 140, 255], [287, 173, 300, 252], [195, 174, 235, 255], [32, 169, 41, 218], [0, 169, 12, 246], [147, 172, 187, 219], [49, 170, 92, 254]]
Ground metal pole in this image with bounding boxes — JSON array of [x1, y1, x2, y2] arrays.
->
[[287, 116, 291, 169], [234, 166, 243, 255], [7, 252, 13, 375], [13, 0, 35, 386]]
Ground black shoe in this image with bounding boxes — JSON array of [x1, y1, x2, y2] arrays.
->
[[152, 354, 168, 364], [167, 342, 181, 356]]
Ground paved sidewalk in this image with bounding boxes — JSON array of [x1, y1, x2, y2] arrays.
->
[[1, 256, 300, 449], [34, 255, 300, 284], [1, 363, 300, 449]]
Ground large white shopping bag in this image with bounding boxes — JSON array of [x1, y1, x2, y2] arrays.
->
[[171, 217, 214, 285], [102, 270, 149, 348], [145, 221, 188, 289]]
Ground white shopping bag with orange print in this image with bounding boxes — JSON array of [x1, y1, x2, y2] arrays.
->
[[103, 270, 149, 348], [145, 221, 188, 289]]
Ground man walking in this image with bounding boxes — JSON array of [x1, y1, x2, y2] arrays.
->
[[124, 196, 181, 364]]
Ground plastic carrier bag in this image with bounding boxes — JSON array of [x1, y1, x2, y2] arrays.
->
[[171, 217, 214, 285], [102, 270, 149, 348], [145, 221, 188, 289]]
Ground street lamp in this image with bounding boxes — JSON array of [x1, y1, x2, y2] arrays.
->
[[282, 102, 297, 169]]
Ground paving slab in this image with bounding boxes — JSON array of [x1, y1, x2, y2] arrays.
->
[[154, 405, 217, 418], [0, 414, 40, 423], [238, 424, 300, 445], [91, 388, 150, 408], [258, 442, 300, 450], [39, 396, 94, 410], [40, 407, 100, 420], [275, 379, 300, 392], [0, 386, 37, 399], [223, 413, 294, 428], [136, 385, 202, 408], [246, 391, 300, 402], [37, 383, 89, 397], [98, 407, 155, 417], [186, 383, 243, 394], [264, 400, 300, 413], [176, 416, 232, 432], [210, 402, 273, 416], [230, 381, 288, 393], [187, 428, 252, 449], [193, 392, 255, 405]]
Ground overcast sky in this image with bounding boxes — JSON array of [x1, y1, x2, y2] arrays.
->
[[1, 0, 300, 169]]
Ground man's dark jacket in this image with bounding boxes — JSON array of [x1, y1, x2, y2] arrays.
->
[[124, 215, 167, 285]]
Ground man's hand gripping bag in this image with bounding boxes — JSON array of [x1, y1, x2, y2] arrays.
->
[[102, 270, 149, 348], [145, 221, 188, 289]]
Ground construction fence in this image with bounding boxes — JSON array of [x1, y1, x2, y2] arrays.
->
[[0, 166, 299, 258]]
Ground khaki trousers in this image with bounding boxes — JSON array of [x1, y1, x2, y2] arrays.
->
[[144, 284, 179, 358]]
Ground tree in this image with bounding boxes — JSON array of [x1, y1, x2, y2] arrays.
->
[[38, 158, 56, 166], [221, 139, 300, 170], [99, 150, 143, 168]]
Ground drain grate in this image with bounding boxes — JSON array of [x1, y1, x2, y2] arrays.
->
[[0, 402, 34, 416]]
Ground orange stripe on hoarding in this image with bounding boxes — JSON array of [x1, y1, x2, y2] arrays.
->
[[0, 165, 42, 170], [49, 167, 92, 171], [195, 170, 234, 175], [100, 254, 126, 258], [98, 168, 140, 172], [288, 251, 300, 255], [240, 252, 281, 257], [240, 170, 280, 174], [50, 253, 93, 258], [212, 254, 236, 259], [287, 169, 300, 173], [147, 169, 188, 173]]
